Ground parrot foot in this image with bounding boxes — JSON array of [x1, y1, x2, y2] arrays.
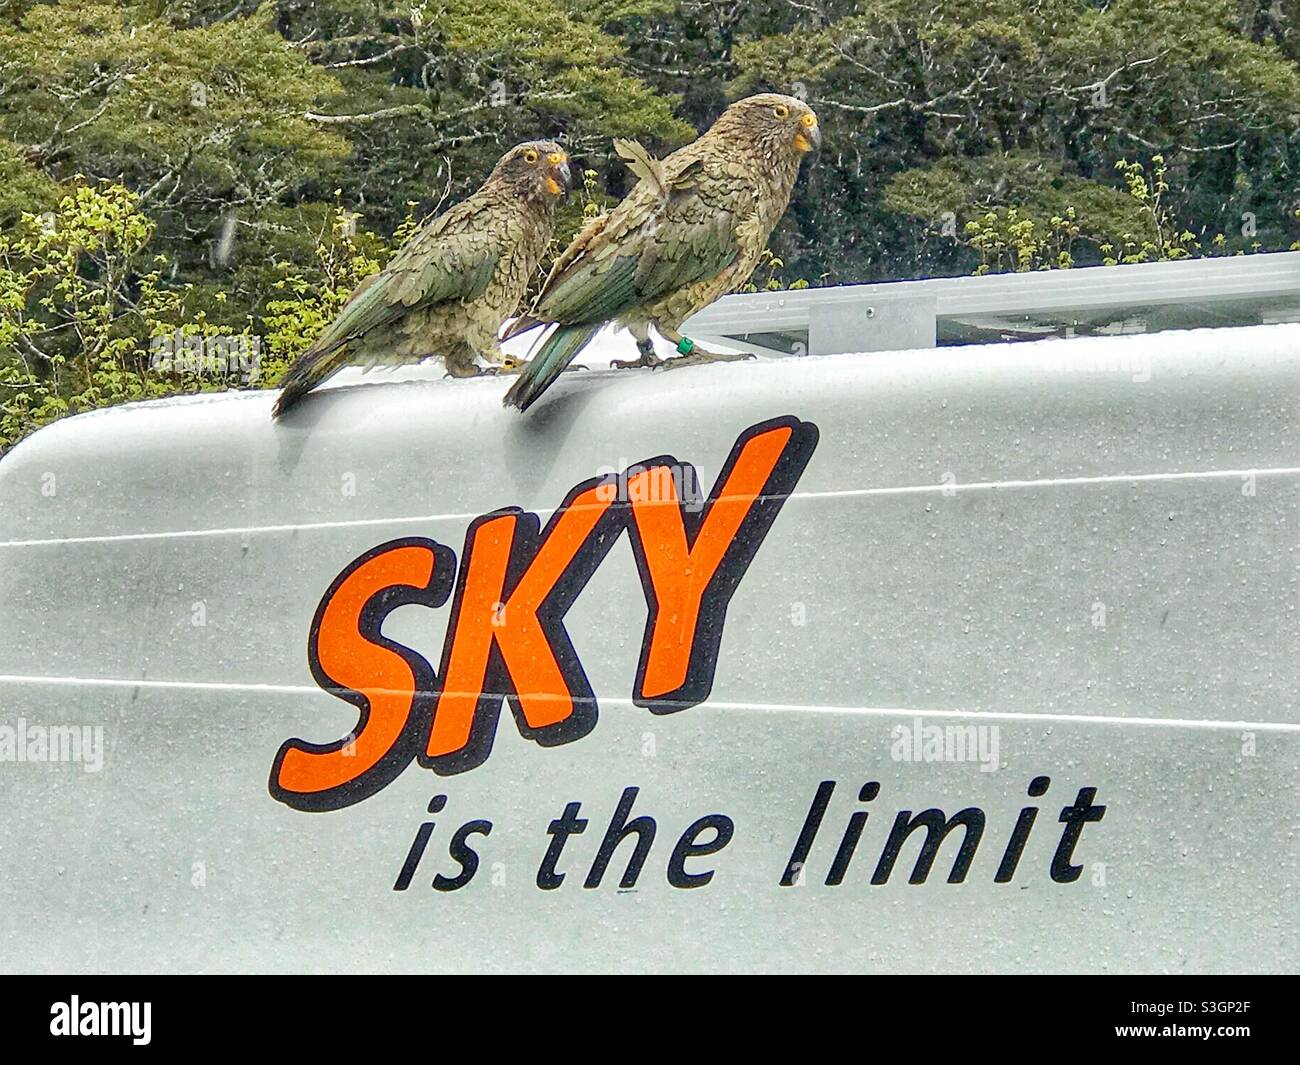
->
[[610, 350, 663, 370], [444, 362, 491, 379], [659, 347, 755, 370], [491, 360, 589, 377], [450, 355, 557, 378]]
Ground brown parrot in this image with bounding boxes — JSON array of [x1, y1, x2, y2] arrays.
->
[[272, 140, 572, 418], [502, 94, 819, 412]]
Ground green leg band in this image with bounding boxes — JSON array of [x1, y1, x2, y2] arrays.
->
[[675, 337, 695, 356]]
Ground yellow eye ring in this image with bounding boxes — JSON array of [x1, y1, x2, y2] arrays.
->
[[801, 112, 817, 129], [773, 104, 790, 119], [547, 151, 565, 165], [523, 149, 539, 163]]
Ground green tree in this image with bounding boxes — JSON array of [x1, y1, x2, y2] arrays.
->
[[0, 180, 256, 450], [731, 0, 1300, 279]]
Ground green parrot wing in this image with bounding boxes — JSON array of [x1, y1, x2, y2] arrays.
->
[[306, 198, 499, 356], [532, 157, 741, 326]]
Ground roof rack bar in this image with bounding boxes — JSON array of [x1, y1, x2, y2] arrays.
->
[[683, 250, 1300, 356]]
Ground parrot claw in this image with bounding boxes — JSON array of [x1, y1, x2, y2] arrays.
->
[[444, 360, 493, 379], [450, 355, 541, 378], [659, 348, 755, 371], [610, 351, 663, 370], [498, 359, 588, 379]]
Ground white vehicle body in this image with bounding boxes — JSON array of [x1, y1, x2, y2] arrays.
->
[[1, 257, 1297, 973]]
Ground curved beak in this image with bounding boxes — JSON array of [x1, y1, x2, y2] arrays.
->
[[794, 121, 822, 159], [547, 158, 574, 199]]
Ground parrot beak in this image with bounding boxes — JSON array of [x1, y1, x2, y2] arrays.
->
[[546, 158, 574, 199], [793, 118, 821, 159]]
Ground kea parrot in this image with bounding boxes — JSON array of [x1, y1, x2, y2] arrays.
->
[[501, 93, 820, 412], [272, 140, 573, 418]]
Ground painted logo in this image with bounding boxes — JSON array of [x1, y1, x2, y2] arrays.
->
[[270, 416, 819, 811]]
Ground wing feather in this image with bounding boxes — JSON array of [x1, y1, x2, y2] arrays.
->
[[305, 197, 499, 356], [529, 150, 740, 326]]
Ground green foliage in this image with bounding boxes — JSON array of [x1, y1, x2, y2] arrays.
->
[[0, 138, 60, 227], [277, 0, 691, 243], [953, 156, 1235, 274], [731, 0, 1300, 279], [432, 0, 689, 139], [741, 249, 810, 293], [1102, 157, 1211, 264], [961, 208, 1083, 275], [0, 3, 348, 221], [0, 180, 255, 450], [884, 151, 1158, 254], [259, 205, 388, 385]]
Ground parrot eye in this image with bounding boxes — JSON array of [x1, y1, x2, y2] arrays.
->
[[801, 113, 817, 129], [523, 148, 540, 164], [548, 151, 565, 165], [772, 103, 790, 119]]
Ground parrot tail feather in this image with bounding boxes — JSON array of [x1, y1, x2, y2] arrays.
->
[[502, 323, 600, 412], [271, 342, 349, 419], [501, 313, 546, 341]]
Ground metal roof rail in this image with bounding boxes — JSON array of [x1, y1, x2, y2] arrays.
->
[[683, 250, 1300, 357]]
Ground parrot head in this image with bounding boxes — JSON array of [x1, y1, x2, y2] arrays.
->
[[714, 93, 821, 165], [493, 140, 574, 204]]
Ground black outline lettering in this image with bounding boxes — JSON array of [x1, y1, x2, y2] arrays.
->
[[269, 537, 454, 813], [624, 415, 820, 712]]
